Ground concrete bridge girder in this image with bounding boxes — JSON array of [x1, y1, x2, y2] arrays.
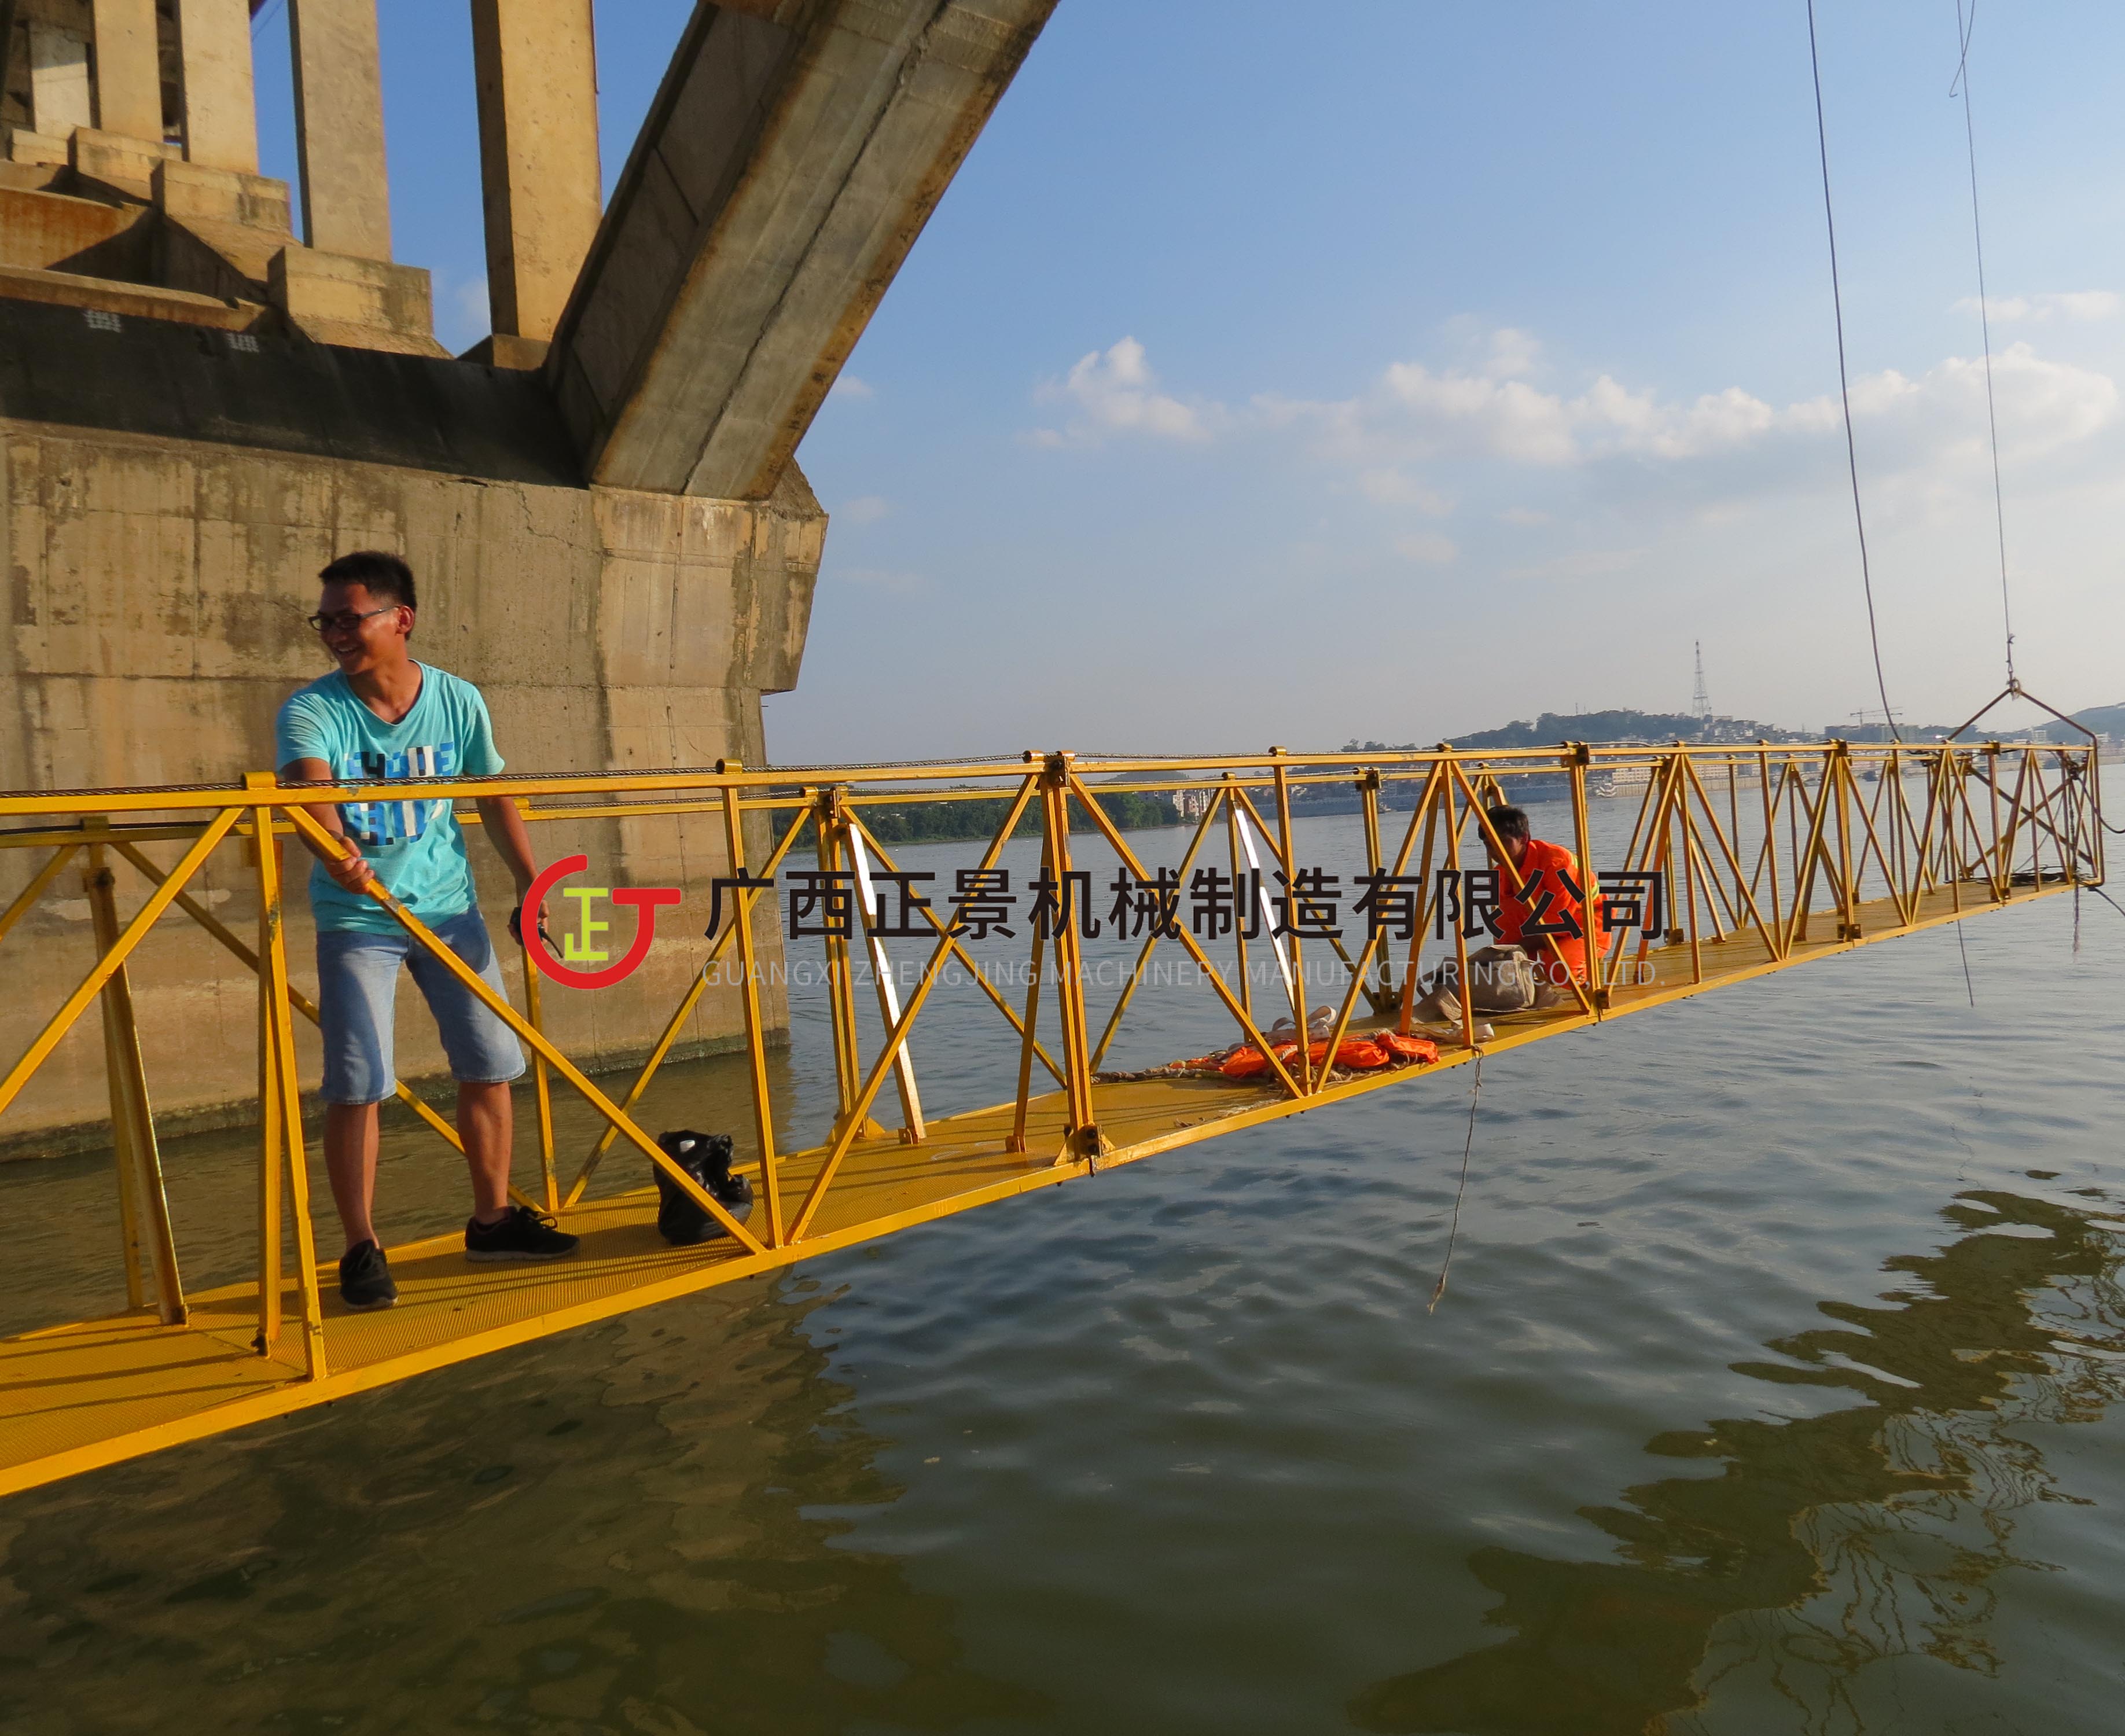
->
[[553, 0, 1060, 501]]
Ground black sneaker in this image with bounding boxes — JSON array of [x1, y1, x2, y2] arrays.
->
[[339, 1240, 399, 1310], [465, 1205, 580, 1263]]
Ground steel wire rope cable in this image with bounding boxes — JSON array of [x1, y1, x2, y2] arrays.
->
[[1806, 0, 1900, 745], [1950, 5, 2122, 843]]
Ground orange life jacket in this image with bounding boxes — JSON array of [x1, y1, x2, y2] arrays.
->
[[1495, 837, 1605, 976]]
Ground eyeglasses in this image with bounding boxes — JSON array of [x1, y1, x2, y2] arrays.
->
[[307, 605, 397, 635]]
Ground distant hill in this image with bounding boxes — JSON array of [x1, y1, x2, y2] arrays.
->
[[1842, 702, 2124, 745], [1344, 709, 1811, 753], [2039, 702, 2125, 744], [1821, 721, 1974, 744], [1339, 701, 2124, 755]]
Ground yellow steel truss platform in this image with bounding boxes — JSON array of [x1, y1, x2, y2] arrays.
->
[[0, 741, 2102, 1498]]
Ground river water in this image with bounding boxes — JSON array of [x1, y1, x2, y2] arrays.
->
[[1, 803, 2120, 1735]]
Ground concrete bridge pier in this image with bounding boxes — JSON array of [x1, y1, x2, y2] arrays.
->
[[0, 0, 1060, 1152]]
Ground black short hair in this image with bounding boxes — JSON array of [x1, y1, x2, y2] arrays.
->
[[319, 550, 417, 611], [1486, 804, 1530, 841]]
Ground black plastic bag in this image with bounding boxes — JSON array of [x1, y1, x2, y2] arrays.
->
[[654, 1130, 753, 1246]]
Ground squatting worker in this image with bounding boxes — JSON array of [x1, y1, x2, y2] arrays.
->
[[1481, 804, 1606, 983], [275, 550, 578, 1312]]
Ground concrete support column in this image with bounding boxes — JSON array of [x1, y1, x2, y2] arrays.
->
[[176, 0, 259, 174], [90, 0, 164, 142], [28, 23, 94, 138], [287, 0, 392, 260], [470, 0, 601, 342]]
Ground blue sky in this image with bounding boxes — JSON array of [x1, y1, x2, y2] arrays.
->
[[252, 2, 2125, 758]]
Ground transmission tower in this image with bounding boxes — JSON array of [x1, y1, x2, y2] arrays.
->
[[1691, 641, 1712, 721]]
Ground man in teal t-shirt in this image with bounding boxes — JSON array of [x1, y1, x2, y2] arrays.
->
[[275, 551, 577, 1310]]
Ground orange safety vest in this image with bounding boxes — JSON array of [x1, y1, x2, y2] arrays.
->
[[1495, 837, 1605, 979]]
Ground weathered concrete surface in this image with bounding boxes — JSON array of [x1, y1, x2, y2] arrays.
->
[[0, 180, 145, 275], [24, 13, 93, 138], [0, 255, 260, 324], [86, 0, 161, 144], [0, 0, 440, 354], [0, 317, 822, 1152], [68, 124, 177, 201], [0, 297, 573, 472], [175, 0, 260, 174], [550, 0, 1058, 499], [286, 0, 392, 262], [470, 0, 601, 344], [269, 245, 448, 355]]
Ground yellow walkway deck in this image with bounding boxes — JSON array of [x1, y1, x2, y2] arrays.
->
[[0, 881, 2063, 1497]]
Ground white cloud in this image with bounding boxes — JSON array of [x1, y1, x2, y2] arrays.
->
[[1374, 361, 1780, 466], [837, 495, 891, 525], [1308, 326, 2117, 483], [1394, 532, 1458, 565], [1024, 321, 2120, 562], [1381, 362, 1582, 463], [1359, 469, 1453, 513], [1793, 343, 2118, 468], [1954, 291, 2122, 324], [1483, 327, 1543, 379], [1032, 337, 1215, 444], [1503, 546, 1646, 583], [828, 374, 876, 402]]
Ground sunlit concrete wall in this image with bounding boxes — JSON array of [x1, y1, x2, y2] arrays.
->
[[0, 365, 821, 1153]]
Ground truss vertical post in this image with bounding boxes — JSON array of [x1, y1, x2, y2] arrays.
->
[[1567, 746, 1605, 1009], [1834, 746, 1864, 940], [719, 773, 785, 1246], [1399, 764, 1446, 1033], [1222, 777, 1252, 1023], [816, 792, 864, 1138], [1439, 767, 1478, 1051], [847, 814, 925, 1145], [1786, 760, 1804, 926], [82, 830, 186, 1325], [1268, 748, 1311, 1092], [1357, 770, 1392, 1014], [1008, 821, 1053, 1157], [1040, 756, 1100, 1159], [1984, 743, 2005, 899], [513, 797, 557, 1212], [1674, 801, 1705, 983], [1939, 752, 1964, 912], [248, 810, 284, 1349], [248, 784, 328, 1381], [1756, 746, 1783, 947]]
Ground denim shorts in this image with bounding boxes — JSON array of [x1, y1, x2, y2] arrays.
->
[[316, 909, 526, 1105]]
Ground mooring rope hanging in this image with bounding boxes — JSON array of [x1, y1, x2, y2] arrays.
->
[[1806, 0, 1900, 742], [1428, 1054, 1481, 1314], [1954, 916, 1977, 1005]]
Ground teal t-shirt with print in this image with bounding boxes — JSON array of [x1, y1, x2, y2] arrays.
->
[[273, 664, 505, 934]]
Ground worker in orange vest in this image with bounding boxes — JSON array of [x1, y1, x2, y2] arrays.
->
[[1482, 804, 1605, 984]]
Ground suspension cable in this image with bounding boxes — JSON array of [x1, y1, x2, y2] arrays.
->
[[1951, 0, 2017, 686], [1806, 0, 1900, 742]]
